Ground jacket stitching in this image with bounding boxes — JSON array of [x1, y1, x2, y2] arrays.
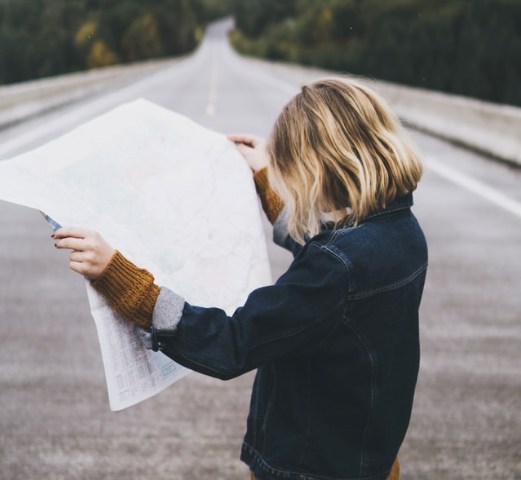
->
[[362, 196, 412, 221], [319, 243, 355, 294], [341, 321, 377, 477], [297, 356, 312, 468], [251, 372, 261, 442], [162, 347, 229, 377], [246, 242, 348, 352], [261, 363, 278, 454], [363, 204, 410, 221], [346, 263, 427, 301], [243, 443, 390, 480]]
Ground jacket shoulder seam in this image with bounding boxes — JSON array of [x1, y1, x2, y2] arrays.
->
[[312, 241, 354, 293]]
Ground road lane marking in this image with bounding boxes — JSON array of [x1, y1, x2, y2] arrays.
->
[[425, 155, 521, 219]]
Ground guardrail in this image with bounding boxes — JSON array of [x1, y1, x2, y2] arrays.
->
[[0, 58, 180, 131], [375, 82, 521, 167], [2, 54, 520, 167], [248, 59, 521, 167]]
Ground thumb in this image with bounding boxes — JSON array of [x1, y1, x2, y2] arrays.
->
[[235, 143, 254, 156]]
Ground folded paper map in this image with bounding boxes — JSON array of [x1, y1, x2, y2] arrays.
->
[[0, 99, 271, 410]]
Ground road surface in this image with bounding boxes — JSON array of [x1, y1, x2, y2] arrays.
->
[[0, 19, 520, 480]]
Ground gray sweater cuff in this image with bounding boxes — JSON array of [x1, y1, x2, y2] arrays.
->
[[273, 206, 290, 247], [149, 287, 185, 351], [153, 287, 185, 331]]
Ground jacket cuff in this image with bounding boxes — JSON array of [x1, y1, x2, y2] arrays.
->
[[91, 250, 159, 331], [150, 287, 185, 352], [253, 167, 284, 224]]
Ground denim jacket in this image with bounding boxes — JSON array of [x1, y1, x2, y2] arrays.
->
[[149, 193, 428, 480]]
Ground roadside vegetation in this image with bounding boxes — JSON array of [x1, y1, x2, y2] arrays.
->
[[0, 0, 233, 85], [1, 0, 519, 108], [230, 0, 521, 107]]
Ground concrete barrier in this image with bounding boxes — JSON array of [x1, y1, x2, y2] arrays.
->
[[375, 82, 521, 167], [0, 58, 181, 130], [244, 58, 521, 167], [3, 53, 520, 167]]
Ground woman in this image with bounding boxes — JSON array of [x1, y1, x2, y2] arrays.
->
[[54, 78, 427, 480]]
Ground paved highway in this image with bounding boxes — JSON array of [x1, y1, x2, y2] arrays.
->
[[0, 19, 520, 480]]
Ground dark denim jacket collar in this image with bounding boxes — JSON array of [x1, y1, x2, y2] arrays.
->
[[324, 193, 413, 232], [305, 194, 414, 243], [362, 192, 413, 222]]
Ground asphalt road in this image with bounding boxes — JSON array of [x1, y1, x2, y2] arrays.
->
[[1, 19, 520, 480]]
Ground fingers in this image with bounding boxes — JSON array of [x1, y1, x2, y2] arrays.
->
[[53, 226, 92, 240], [228, 134, 252, 146], [52, 227, 115, 280], [67, 247, 111, 280], [235, 143, 254, 156], [55, 236, 89, 251], [69, 250, 91, 263], [228, 134, 270, 171], [69, 260, 92, 278], [69, 261, 84, 275], [53, 227, 102, 252], [228, 134, 263, 148]]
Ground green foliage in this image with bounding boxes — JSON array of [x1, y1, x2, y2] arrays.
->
[[0, 0, 217, 84], [200, 0, 236, 21], [0, 0, 82, 82], [233, 0, 298, 38], [231, 0, 521, 107], [121, 14, 163, 62], [2, 0, 518, 107]]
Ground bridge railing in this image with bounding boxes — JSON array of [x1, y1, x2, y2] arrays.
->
[[2, 53, 520, 168], [377, 82, 521, 167], [246, 58, 521, 167], [0, 58, 178, 131]]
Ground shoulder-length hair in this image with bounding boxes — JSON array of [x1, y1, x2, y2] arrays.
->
[[266, 78, 423, 244]]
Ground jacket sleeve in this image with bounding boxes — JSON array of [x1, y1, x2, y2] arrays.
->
[[151, 243, 348, 380]]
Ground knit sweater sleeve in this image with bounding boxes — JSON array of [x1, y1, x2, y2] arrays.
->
[[253, 167, 284, 224], [90, 250, 159, 331]]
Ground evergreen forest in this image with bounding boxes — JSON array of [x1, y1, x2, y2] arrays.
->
[[1, 0, 519, 106], [0, 0, 231, 84], [231, 0, 521, 106]]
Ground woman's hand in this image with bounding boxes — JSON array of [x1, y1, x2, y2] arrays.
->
[[228, 134, 270, 172], [53, 227, 115, 280]]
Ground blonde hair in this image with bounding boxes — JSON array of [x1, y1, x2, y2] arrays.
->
[[267, 78, 423, 244]]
